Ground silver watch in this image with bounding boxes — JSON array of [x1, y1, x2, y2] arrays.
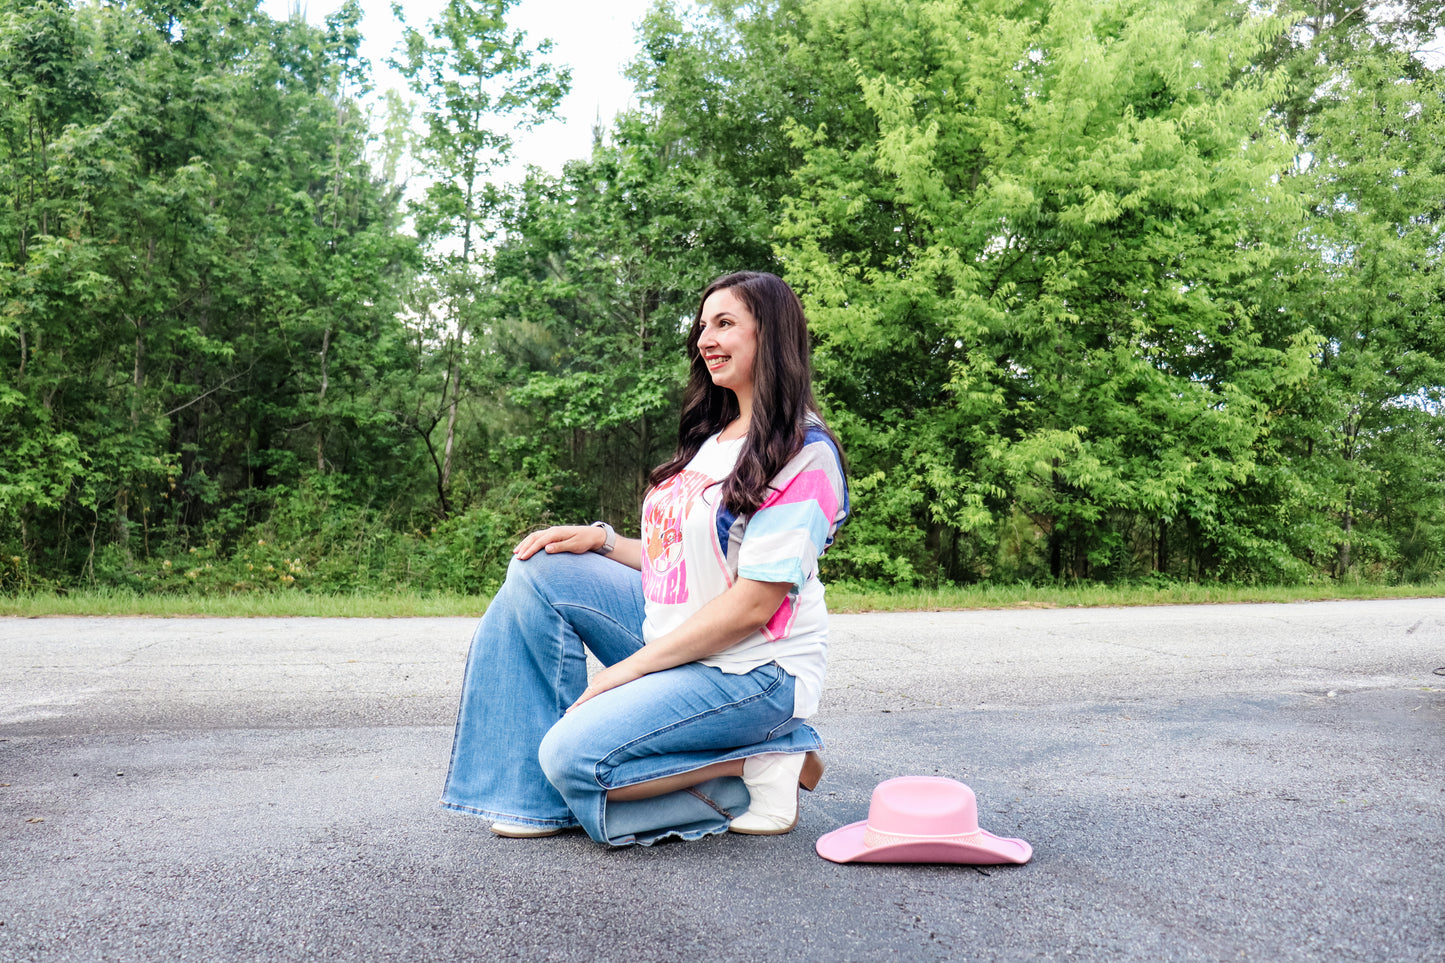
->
[[590, 521, 616, 556]]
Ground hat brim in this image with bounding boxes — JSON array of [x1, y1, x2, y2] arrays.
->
[[815, 819, 1033, 865]]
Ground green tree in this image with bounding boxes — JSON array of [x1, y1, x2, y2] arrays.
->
[[1272, 38, 1445, 579], [467, 0, 836, 527], [0, 0, 415, 584], [391, 0, 568, 517], [480, 112, 744, 525], [776, 0, 1319, 582]]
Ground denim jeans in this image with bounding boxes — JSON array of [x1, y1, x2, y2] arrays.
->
[[440, 550, 823, 846]]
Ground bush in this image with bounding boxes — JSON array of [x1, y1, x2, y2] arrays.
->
[[79, 472, 552, 597]]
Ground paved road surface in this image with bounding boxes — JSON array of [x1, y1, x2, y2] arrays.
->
[[2, 599, 1442, 962]]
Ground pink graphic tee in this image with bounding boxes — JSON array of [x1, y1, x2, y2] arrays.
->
[[641, 469, 715, 606], [637, 427, 848, 719]]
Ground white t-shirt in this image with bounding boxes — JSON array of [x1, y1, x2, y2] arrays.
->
[[639, 424, 849, 718]]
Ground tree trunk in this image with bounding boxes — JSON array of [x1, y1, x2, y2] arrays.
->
[[1048, 459, 1064, 578], [316, 324, 332, 472], [441, 392, 459, 500], [638, 412, 649, 504], [114, 325, 145, 565], [439, 344, 460, 517], [1337, 410, 1359, 577], [638, 299, 650, 502], [1337, 495, 1353, 576]]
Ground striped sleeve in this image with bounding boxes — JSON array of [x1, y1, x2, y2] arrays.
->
[[736, 427, 849, 593]]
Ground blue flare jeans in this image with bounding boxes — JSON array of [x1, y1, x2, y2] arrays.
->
[[440, 550, 822, 846]]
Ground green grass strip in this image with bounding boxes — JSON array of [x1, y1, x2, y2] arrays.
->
[[825, 580, 1445, 612], [1, 580, 1439, 618], [0, 588, 488, 619]]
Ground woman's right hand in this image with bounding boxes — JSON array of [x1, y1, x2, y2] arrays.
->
[[513, 525, 606, 560]]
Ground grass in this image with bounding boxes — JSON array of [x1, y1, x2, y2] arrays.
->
[[1, 580, 1439, 618], [824, 579, 1445, 613], [0, 588, 489, 618]]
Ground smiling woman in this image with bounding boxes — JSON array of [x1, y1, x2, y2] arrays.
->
[[440, 271, 850, 846], [697, 288, 759, 407]]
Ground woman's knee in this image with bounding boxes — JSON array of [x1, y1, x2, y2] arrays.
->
[[484, 552, 578, 623], [537, 714, 600, 793], [497, 551, 545, 598], [500, 550, 594, 604]]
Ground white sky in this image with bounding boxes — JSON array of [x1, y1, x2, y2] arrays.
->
[[258, 0, 1445, 183], [260, 0, 666, 181]]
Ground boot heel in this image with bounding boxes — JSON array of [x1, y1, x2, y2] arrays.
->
[[799, 751, 825, 792]]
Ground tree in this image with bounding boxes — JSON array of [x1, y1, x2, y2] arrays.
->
[[465, 0, 835, 526], [0, 0, 415, 583], [479, 112, 742, 524], [391, 0, 568, 517], [1271, 38, 1445, 578], [775, 0, 1319, 581]]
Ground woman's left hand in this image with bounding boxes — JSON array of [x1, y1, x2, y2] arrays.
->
[[513, 525, 605, 559], [567, 661, 645, 712]]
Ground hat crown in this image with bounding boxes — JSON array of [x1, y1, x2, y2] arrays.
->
[[867, 776, 980, 838]]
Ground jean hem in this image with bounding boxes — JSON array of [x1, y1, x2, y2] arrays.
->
[[596, 735, 825, 794], [439, 800, 579, 829], [620, 822, 732, 848]]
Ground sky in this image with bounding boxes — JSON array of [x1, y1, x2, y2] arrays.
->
[[259, 0, 667, 180], [258, 0, 1445, 182]]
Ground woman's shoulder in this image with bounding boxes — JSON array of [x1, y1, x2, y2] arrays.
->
[[754, 423, 850, 523], [797, 418, 843, 468], [768, 421, 846, 494], [800, 421, 835, 450]]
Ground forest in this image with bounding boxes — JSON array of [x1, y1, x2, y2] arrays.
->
[[2, 0, 1443, 597]]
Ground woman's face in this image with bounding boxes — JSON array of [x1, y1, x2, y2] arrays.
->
[[697, 287, 758, 399]]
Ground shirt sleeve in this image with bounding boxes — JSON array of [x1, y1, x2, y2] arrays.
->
[[736, 430, 849, 593]]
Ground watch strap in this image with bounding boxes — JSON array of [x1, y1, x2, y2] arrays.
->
[[590, 521, 616, 556]]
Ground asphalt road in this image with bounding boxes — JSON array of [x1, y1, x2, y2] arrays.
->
[[2, 599, 1442, 962]]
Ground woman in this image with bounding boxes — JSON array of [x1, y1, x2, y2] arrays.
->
[[440, 271, 848, 846]]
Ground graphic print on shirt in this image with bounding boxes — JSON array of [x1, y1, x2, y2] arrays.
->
[[641, 469, 716, 605]]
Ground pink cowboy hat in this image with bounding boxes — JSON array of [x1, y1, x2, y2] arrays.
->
[[815, 776, 1033, 865]]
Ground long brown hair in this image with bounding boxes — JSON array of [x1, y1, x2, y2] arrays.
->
[[649, 271, 833, 515]]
